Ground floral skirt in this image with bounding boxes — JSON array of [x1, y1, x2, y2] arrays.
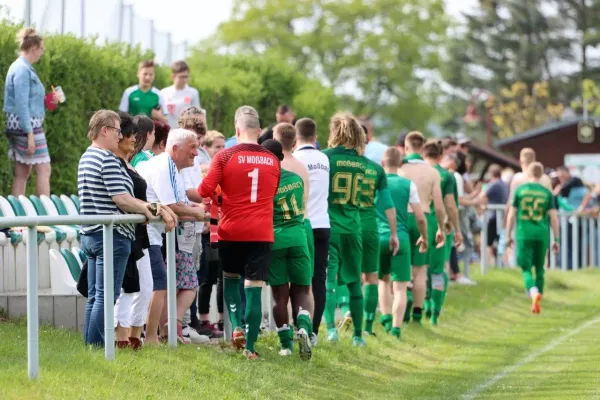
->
[[5, 113, 50, 165], [176, 250, 198, 289]]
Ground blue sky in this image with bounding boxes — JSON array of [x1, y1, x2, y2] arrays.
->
[[2, 0, 478, 43]]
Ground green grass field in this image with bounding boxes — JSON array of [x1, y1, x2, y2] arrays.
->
[[2, 268, 600, 400]]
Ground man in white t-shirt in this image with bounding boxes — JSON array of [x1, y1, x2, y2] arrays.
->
[[161, 60, 201, 129], [292, 118, 330, 346], [137, 129, 206, 344]]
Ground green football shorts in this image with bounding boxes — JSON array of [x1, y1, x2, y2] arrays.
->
[[269, 245, 312, 286], [516, 239, 548, 271], [408, 212, 437, 267], [362, 230, 380, 274], [378, 233, 411, 282]]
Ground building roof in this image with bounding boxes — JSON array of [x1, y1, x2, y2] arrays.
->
[[466, 141, 520, 169], [495, 117, 600, 147]]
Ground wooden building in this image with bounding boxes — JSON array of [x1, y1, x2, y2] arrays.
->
[[462, 141, 520, 180], [495, 117, 600, 169]]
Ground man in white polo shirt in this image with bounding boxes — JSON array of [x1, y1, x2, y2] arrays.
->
[[292, 118, 330, 346], [136, 128, 206, 344]]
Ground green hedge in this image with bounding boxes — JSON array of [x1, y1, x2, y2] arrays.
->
[[0, 22, 338, 196]]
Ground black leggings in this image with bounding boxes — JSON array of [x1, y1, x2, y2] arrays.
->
[[312, 228, 330, 335], [198, 235, 224, 317], [449, 246, 460, 275]]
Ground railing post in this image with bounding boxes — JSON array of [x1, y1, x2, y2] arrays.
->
[[582, 217, 588, 268], [27, 226, 39, 379], [549, 227, 557, 270], [480, 212, 487, 274], [591, 217, 597, 268], [268, 288, 276, 332], [572, 216, 579, 271], [103, 224, 115, 361], [222, 270, 232, 342], [560, 212, 568, 271], [166, 230, 177, 348]]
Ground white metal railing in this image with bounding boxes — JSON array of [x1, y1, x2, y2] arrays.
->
[[477, 204, 599, 274], [0, 214, 178, 380]]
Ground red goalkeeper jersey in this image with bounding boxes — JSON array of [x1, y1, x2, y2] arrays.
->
[[199, 143, 280, 242]]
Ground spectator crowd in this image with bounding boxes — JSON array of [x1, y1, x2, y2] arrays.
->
[[4, 28, 599, 353]]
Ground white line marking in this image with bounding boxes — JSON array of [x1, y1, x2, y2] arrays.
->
[[462, 315, 600, 400]]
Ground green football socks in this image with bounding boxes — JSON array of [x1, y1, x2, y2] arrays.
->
[[277, 325, 293, 350], [364, 284, 378, 334], [224, 276, 242, 329], [521, 267, 535, 292], [325, 282, 337, 330], [244, 286, 262, 353], [297, 309, 313, 335], [336, 284, 351, 317], [391, 327, 401, 339], [380, 314, 392, 332], [348, 282, 364, 337]]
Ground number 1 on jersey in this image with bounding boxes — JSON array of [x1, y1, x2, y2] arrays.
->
[[248, 168, 259, 203]]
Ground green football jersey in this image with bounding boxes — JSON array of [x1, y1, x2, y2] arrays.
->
[[273, 169, 307, 250], [322, 146, 367, 235], [376, 173, 412, 238], [512, 182, 555, 241], [119, 85, 164, 118], [359, 157, 392, 232]]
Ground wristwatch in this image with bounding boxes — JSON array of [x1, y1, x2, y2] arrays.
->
[[148, 202, 160, 217]]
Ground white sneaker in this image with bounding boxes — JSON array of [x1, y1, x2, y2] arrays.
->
[[182, 326, 210, 344], [279, 348, 293, 356], [310, 332, 318, 348], [456, 276, 476, 285]]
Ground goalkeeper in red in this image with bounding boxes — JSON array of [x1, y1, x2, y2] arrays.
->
[[322, 113, 368, 347], [506, 162, 560, 314]]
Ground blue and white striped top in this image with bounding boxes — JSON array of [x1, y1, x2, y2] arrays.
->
[[77, 146, 135, 240]]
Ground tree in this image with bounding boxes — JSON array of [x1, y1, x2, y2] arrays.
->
[[488, 81, 565, 138], [551, 0, 600, 80], [443, 0, 571, 96], [570, 79, 600, 117], [209, 0, 449, 135]]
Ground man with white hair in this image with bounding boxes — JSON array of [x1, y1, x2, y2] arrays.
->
[[200, 105, 281, 359], [137, 128, 206, 344]]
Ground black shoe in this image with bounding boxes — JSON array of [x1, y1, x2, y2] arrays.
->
[[217, 320, 224, 332]]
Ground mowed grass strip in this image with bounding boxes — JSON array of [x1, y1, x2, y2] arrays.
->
[[1, 268, 600, 400]]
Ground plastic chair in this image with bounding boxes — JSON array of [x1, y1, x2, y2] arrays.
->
[[70, 195, 80, 213], [18, 195, 63, 243], [60, 195, 79, 216], [40, 195, 80, 240], [71, 246, 84, 267], [50, 194, 68, 216], [60, 248, 81, 281], [7, 195, 26, 216], [0, 197, 23, 245], [49, 249, 78, 295]]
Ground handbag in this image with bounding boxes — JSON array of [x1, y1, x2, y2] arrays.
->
[[76, 259, 88, 298]]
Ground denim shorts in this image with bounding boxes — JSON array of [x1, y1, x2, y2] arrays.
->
[[149, 245, 167, 291]]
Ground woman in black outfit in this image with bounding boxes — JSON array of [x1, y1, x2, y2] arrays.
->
[[113, 112, 176, 349]]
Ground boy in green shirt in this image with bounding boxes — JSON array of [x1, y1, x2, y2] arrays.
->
[[506, 162, 560, 314], [377, 148, 428, 339], [119, 60, 167, 121]]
